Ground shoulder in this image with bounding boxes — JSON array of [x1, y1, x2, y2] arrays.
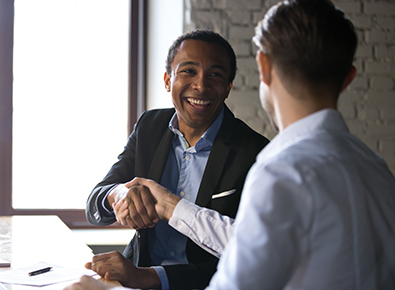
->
[[135, 108, 175, 132], [138, 108, 175, 122]]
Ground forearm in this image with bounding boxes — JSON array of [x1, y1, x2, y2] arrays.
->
[[157, 192, 181, 221], [169, 199, 234, 258]]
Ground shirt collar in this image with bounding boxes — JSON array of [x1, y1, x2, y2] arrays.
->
[[168, 106, 224, 151], [259, 109, 349, 160]]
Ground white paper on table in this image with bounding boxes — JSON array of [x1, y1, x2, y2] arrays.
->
[[0, 261, 96, 286]]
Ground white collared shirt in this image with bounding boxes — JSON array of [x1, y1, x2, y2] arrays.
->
[[171, 109, 395, 290]]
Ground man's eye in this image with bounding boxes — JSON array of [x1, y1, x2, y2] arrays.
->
[[211, 72, 223, 77], [181, 69, 195, 74]]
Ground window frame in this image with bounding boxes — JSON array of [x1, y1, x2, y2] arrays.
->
[[0, 0, 147, 229]]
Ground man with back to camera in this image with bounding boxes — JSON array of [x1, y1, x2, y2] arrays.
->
[[84, 29, 269, 290], [70, 0, 395, 289]]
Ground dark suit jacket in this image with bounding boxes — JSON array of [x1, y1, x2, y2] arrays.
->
[[86, 105, 269, 289]]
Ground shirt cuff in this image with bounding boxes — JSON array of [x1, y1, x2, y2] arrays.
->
[[170, 198, 200, 225], [152, 266, 169, 290]]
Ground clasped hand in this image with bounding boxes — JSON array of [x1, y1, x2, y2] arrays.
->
[[110, 178, 180, 230]]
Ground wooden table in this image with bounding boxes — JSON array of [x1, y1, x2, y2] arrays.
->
[[0, 215, 121, 289]]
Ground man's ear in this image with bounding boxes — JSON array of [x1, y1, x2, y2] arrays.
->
[[164, 72, 171, 92], [340, 66, 356, 93], [256, 50, 272, 85], [226, 82, 233, 96]]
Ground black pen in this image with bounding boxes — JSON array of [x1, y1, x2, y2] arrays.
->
[[28, 267, 53, 276]]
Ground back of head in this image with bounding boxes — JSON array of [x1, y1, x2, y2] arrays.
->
[[253, 0, 357, 96], [166, 29, 237, 83]]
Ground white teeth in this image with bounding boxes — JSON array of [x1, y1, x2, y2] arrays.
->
[[187, 98, 211, 105]]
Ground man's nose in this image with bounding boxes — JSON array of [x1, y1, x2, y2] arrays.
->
[[192, 74, 211, 93]]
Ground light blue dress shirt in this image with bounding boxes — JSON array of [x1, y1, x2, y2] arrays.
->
[[206, 109, 395, 290], [150, 107, 224, 290]]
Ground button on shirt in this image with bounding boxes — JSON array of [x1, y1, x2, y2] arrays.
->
[[151, 106, 224, 290]]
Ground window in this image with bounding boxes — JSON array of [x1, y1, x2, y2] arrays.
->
[[0, 0, 147, 228]]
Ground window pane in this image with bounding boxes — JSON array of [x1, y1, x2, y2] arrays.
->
[[12, 0, 130, 209]]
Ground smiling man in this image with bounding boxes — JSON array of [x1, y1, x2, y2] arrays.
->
[[85, 30, 269, 290]]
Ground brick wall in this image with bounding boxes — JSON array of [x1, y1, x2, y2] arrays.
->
[[184, 0, 395, 174]]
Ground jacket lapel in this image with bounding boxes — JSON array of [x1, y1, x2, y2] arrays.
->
[[195, 106, 234, 207], [147, 128, 174, 183]]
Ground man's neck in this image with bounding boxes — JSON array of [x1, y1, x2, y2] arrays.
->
[[273, 73, 338, 132], [179, 126, 208, 147]]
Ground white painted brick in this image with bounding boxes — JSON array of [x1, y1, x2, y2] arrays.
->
[[375, 16, 395, 30], [339, 106, 357, 119], [356, 45, 373, 58], [356, 30, 365, 43], [366, 121, 395, 137], [380, 138, 395, 156], [189, 0, 211, 9], [375, 45, 395, 59], [365, 61, 395, 75], [345, 119, 366, 136], [364, 3, 395, 16], [229, 11, 251, 25], [349, 76, 369, 90], [356, 103, 380, 120], [191, 11, 226, 34], [353, 60, 364, 74], [244, 70, 260, 89], [365, 30, 395, 43], [231, 41, 251, 56], [349, 15, 372, 29], [335, 1, 362, 14], [229, 25, 255, 40], [339, 90, 364, 103], [366, 92, 395, 106], [232, 75, 243, 88], [236, 57, 258, 71], [212, 0, 227, 9], [370, 76, 394, 91], [227, 89, 261, 122], [380, 106, 395, 121], [227, 0, 261, 10]]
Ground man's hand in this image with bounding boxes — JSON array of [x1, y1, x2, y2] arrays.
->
[[63, 275, 114, 290], [110, 178, 182, 230], [85, 251, 161, 289], [109, 183, 159, 229], [125, 178, 181, 221]]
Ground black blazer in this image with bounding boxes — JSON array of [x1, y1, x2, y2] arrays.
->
[[86, 105, 269, 289]]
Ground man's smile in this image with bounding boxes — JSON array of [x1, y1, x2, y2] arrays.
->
[[186, 97, 212, 108]]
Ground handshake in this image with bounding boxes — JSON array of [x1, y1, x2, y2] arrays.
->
[[107, 178, 182, 230]]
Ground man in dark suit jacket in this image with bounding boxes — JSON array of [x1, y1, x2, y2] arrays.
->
[[85, 30, 269, 290]]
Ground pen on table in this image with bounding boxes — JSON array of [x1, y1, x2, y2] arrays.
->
[[28, 267, 53, 276]]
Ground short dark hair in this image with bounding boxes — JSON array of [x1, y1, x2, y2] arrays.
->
[[166, 29, 237, 83], [253, 0, 357, 95]]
